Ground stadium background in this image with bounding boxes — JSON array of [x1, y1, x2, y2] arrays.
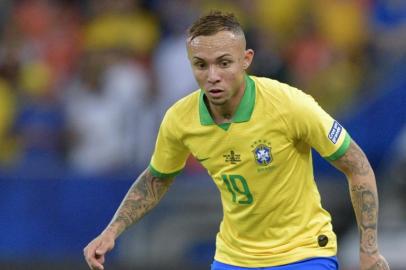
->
[[0, 0, 405, 269]]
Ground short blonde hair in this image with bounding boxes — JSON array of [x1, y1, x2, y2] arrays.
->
[[187, 11, 245, 41]]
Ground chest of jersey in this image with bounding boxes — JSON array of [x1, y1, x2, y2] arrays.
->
[[186, 118, 288, 175], [180, 111, 312, 214]]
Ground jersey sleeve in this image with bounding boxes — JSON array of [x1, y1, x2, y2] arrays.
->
[[286, 86, 351, 161], [149, 108, 190, 178]]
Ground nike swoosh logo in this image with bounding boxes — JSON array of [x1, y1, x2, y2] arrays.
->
[[196, 157, 210, 162]]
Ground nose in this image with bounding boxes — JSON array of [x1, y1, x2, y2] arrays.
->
[[207, 65, 221, 84]]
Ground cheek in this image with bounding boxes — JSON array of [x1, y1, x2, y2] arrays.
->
[[192, 70, 206, 85], [225, 68, 244, 86], [222, 68, 238, 81]]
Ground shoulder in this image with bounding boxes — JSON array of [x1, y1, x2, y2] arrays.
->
[[250, 75, 310, 109], [250, 76, 323, 128], [251, 76, 304, 100], [162, 89, 200, 124]]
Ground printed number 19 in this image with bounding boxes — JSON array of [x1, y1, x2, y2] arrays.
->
[[222, 174, 253, 204]]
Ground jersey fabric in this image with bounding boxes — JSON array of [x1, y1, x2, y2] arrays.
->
[[149, 75, 351, 267]]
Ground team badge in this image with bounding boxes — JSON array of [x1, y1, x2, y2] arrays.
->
[[251, 139, 272, 166]]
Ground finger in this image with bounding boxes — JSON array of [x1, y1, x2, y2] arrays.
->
[[88, 257, 104, 270], [96, 254, 105, 265], [84, 249, 103, 270], [95, 251, 105, 264], [84, 242, 104, 270], [93, 262, 104, 270], [84, 253, 104, 270]]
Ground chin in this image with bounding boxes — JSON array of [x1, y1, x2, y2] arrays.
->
[[208, 98, 227, 106]]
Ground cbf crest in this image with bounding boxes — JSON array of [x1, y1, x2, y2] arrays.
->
[[251, 139, 272, 166]]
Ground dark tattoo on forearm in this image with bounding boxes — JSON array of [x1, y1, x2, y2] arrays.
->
[[337, 141, 371, 176], [350, 184, 379, 255], [109, 170, 173, 235], [361, 228, 378, 255], [332, 141, 388, 269]]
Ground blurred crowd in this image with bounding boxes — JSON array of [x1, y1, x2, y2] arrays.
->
[[0, 0, 405, 177]]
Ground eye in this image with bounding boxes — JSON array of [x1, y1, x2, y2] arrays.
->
[[220, 60, 231, 68], [194, 61, 206, 69]]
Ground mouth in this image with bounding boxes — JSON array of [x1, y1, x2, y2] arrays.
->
[[207, 88, 224, 98]]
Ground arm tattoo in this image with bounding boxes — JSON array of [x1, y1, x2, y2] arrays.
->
[[331, 140, 385, 267], [108, 169, 173, 236], [351, 183, 379, 255], [334, 141, 371, 176]]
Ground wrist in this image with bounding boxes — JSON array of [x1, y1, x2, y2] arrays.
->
[[103, 224, 123, 239]]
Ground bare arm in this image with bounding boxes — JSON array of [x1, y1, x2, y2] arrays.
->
[[106, 168, 174, 238], [84, 168, 174, 270], [330, 139, 389, 270]]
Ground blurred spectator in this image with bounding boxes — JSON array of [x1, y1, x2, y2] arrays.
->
[[282, 0, 368, 114], [60, 0, 161, 176], [152, 0, 199, 118], [83, 0, 159, 61], [13, 60, 66, 175], [313, 0, 369, 52], [0, 0, 81, 174], [64, 51, 153, 175], [0, 20, 20, 168], [12, 0, 81, 87], [285, 26, 363, 114], [254, 0, 309, 46], [246, 26, 288, 83], [0, 78, 17, 167]]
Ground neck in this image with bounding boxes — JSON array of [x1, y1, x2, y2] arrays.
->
[[207, 79, 246, 124], [209, 103, 237, 124]]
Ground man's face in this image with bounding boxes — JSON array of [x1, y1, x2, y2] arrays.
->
[[187, 31, 253, 106]]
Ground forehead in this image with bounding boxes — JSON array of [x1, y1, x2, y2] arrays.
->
[[187, 31, 245, 59]]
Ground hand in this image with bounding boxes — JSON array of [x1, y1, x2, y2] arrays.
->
[[83, 230, 116, 270], [360, 252, 390, 270]]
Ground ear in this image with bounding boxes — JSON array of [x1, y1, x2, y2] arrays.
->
[[243, 49, 255, 70]]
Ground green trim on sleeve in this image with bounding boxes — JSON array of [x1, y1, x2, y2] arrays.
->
[[326, 133, 352, 161], [148, 164, 183, 178]]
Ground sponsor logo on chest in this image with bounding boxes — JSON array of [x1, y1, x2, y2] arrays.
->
[[223, 150, 241, 164], [221, 139, 274, 172]]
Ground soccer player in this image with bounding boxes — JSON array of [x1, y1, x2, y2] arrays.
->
[[83, 12, 389, 270]]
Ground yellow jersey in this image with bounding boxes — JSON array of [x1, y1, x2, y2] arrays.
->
[[149, 75, 350, 267]]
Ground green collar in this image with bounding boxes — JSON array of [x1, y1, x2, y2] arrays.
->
[[199, 75, 256, 127]]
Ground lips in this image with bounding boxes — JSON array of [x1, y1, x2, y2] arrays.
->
[[208, 88, 224, 98]]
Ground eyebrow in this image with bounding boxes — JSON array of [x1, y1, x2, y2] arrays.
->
[[192, 53, 233, 61]]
